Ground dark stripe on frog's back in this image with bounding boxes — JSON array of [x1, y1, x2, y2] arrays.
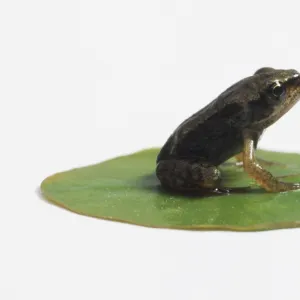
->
[[157, 102, 247, 165]]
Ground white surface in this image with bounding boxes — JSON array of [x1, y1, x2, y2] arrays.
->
[[2, 0, 300, 299]]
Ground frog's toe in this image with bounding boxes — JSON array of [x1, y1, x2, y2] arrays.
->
[[291, 183, 300, 190]]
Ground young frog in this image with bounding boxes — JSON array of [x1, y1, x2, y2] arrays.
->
[[156, 67, 300, 193]]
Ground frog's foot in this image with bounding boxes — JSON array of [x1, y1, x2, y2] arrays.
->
[[248, 168, 300, 192], [273, 182, 300, 192], [156, 159, 221, 192]]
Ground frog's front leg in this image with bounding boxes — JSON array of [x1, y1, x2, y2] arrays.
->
[[235, 152, 283, 167], [242, 130, 300, 192], [156, 159, 221, 191]]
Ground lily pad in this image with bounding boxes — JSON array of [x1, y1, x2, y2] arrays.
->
[[40, 149, 300, 231]]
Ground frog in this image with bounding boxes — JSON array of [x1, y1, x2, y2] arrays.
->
[[156, 67, 300, 193]]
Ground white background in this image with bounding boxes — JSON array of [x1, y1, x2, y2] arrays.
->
[[1, 0, 300, 299]]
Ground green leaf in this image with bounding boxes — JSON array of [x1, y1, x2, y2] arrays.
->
[[40, 149, 300, 231]]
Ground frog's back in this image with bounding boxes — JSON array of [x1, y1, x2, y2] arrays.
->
[[157, 76, 259, 165]]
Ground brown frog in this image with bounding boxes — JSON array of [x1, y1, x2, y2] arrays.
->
[[156, 68, 300, 193]]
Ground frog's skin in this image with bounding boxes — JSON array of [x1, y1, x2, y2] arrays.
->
[[156, 68, 300, 193]]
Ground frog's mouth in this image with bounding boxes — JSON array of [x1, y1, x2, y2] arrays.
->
[[277, 74, 300, 118]]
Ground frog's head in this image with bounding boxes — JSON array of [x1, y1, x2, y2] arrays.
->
[[249, 67, 300, 130]]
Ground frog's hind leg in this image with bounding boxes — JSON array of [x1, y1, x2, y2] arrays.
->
[[156, 160, 221, 192]]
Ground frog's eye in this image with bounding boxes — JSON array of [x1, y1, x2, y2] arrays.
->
[[271, 82, 286, 99]]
